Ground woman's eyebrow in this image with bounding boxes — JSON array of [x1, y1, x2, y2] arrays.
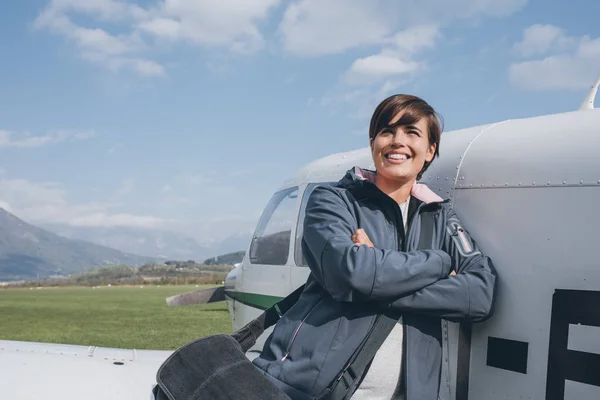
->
[[391, 124, 421, 132], [405, 125, 422, 132]]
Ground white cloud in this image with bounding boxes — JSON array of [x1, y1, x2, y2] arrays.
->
[[0, 178, 174, 229], [512, 24, 576, 57], [387, 25, 440, 53], [0, 129, 94, 148], [35, 0, 528, 81], [34, 4, 165, 78], [280, 1, 524, 116], [345, 54, 420, 84], [509, 25, 600, 90], [319, 24, 440, 120], [138, 0, 280, 53], [278, 0, 398, 56], [278, 0, 526, 57], [35, 0, 281, 76], [343, 25, 438, 85], [42, 0, 148, 21]]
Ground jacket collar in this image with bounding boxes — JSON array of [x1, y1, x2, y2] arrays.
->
[[341, 166, 444, 204]]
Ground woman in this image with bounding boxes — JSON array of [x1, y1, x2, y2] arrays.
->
[[253, 94, 497, 400]]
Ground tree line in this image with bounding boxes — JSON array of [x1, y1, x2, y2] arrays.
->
[[2, 260, 236, 288]]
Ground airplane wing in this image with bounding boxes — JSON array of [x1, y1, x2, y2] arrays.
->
[[0, 339, 172, 399], [165, 285, 226, 306]]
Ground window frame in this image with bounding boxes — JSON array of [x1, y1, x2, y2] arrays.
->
[[248, 186, 299, 266]]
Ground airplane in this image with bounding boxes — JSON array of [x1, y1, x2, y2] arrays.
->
[[2, 73, 600, 400]]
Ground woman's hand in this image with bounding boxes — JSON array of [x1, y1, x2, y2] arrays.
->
[[352, 229, 374, 248]]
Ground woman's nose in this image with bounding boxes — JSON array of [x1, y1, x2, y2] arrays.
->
[[391, 130, 407, 146]]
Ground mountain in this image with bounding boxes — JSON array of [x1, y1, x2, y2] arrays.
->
[[0, 208, 156, 281], [209, 232, 252, 257], [41, 225, 211, 261], [41, 225, 252, 262]]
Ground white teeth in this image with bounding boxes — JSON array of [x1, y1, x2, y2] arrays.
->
[[387, 154, 408, 160]]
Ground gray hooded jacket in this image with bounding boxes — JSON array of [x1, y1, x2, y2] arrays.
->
[[253, 167, 497, 400]]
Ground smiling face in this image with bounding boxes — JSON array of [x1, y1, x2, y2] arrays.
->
[[368, 94, 442, 192], [370, 113, 436, 186]]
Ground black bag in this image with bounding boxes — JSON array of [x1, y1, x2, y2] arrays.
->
[[152, 284, 304, 400], [152, 210, 437, 400]]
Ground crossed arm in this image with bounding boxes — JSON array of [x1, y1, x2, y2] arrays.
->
[[302, 186, 454, 303], [303, 186, 497, 323], [353, 214, 497, 323]]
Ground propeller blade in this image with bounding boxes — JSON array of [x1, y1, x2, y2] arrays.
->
[[166, 286, 226, 307]]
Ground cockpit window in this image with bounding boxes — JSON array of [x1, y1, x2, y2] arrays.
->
[[249, 187, 299, 266]]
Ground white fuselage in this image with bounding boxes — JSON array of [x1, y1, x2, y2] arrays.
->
[[229, 109, 600, 400]]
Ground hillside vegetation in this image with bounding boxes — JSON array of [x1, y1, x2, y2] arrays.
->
[[203, 250, 245, 265], [3, 260, 236, 288]]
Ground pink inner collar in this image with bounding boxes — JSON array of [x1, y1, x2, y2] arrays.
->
[[354, 167, 443, 204]]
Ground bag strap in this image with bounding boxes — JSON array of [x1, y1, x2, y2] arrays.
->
[[327, 208, 438, 400], [231, 283, 306, 352]]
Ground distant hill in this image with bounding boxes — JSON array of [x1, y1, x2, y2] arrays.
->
[[203, 250, 245, 265], [0, 208, 156, 281], [41, 224, 252, 262]]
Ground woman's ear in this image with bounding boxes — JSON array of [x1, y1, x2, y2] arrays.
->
[[425, 142, 436, 162]]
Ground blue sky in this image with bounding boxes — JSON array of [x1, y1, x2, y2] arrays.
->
[[0, 0, 598, 244]]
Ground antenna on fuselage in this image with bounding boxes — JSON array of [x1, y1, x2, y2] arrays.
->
[[579, 72, 600, 110]]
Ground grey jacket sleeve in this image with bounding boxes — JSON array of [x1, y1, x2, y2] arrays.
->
[[302, 186, 452, 303], [389, 209, 498, 322]]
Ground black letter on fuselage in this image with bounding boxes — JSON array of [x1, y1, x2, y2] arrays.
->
[[455, 323, 471, 400], [546, 290, 600, 400]]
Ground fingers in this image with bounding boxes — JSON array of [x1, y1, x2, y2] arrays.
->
[[352, 229, 364, 241], [353, 230, 367, 241], [355, 229, 368, 239], [352, 229, 374, 248], [352, 229, 368, 245]]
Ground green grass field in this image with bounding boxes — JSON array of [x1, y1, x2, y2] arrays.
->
[[0, 285, 232, 350]]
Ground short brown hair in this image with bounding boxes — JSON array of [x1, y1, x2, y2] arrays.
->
[[369, 94, 443, 180]]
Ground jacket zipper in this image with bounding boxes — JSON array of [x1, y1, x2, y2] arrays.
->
[[281, 300, 321, 361], [398, 202, 426, 396], [448, 220, 474, 254], [455, 225, 473, 253], [281, 323, 303, 361]]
